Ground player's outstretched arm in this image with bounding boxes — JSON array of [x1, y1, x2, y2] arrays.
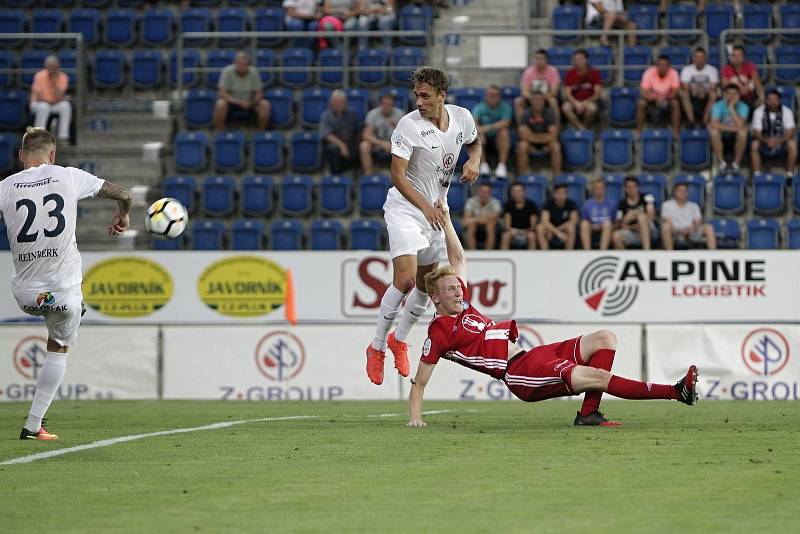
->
[[441, 207, 466, 280], [391, 154, 445, 230], [97, 180, 132, 236], [408, 362, 436, 427]]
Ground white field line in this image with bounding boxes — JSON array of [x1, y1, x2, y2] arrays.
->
[[1, 409, 469, 466]]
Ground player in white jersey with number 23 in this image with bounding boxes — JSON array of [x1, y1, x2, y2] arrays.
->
[[0, 127, 132, 440], [366, 66, 482, 385]]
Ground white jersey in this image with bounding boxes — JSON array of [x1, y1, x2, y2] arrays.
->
[[389, 104, 477, 209], [0, 164, 104, 292]]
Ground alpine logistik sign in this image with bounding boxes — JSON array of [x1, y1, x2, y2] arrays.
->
[[647, 324, 800, 401]]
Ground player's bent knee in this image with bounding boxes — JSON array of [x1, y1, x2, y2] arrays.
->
[[592, 329, 617, 350]]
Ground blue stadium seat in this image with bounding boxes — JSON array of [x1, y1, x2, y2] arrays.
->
[[628, 4, 659, 45], [673, 173, 705, 209], [601, 129, 634, 171], [265, 87, 294, 128], [753, 173, 786, 215], [451, 217, 463, 239], [794, 176, 800, 213], [775, 46, 800, 85], [680, 128, 710, 170], [254, 7, 285, 48], [0, 222, 9, 251], [609, 87, 639, 127], [131, 50, 163, 89], [318, 48, 343, 87], [174, 131, 209, 172], [163, 175, 197, 214], [191, 219, 226, 250], [69, 8, 101, 47], [666, 3, 698, 44], [152, 235, 184, 251], [745, 44, 768, 79], [350, 219, 384, 250], [641, 129, 673, 170], [552, 5, 583, 44], [31, 10, 64, 48], [360, 174, 391, 214], [587, 46, 614, 84], [319, 175, 353, 215], [20, 49, 48, 86], [768, 85, 796, 112], [280, 174, 313, 216], [380, 86, 410, 112], [500, 86, 521, 110], [660, 45, 691, 68], [603, 174, 624, 206], [252, 131, 284, 173], [742, 3, 773, 44], [623, 46, 652, 84], [92, 50, 126, 89], [213, 131, 246, 173], [105, 9, 137, 47], [780, 4, 800, 44], [446, 181, 468, 214], [0, 90, 27, 129], [231, 219, 265, 250], [787, 219, 800, 249], [345, 88, 370, 122], [451, 87, 484, 110], [206, 49, 236, 88], [637, 173, 667, 208], [707, 45, 722, 71], [0, 11, 26, 48], [241, 175, 274, 217], [202, 175, 236, 217], [270, 219, 304, 250], [710, 218, 741, 249], [0, 51, 16, 88], [704, 3, 734, 43], [713, 173, 746, 215], [301, 88, 332, 129], [180, 8, 212, 47], [0, 133, 19, 175], [281, 47, 314, 88], [747, 218, 780, 249], [57, 49, 77, 88], [184, 89, 216, 129], [310, 219, 343, 250], [398, 4, 432, 46], [254, 49, 276, 87], [392, 47, 424, 85], [554, 173, 587, 209], [547, 46, 575, 78], [517, 174, 549, 209], [355, 48, 389, 88], [561, 129, 594, 170], [217, 8, 248, 48], [170, 49, 202, 88], [141, 8, 174, 46]]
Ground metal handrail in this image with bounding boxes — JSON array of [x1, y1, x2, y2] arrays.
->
[[719, 28, 800, 78]]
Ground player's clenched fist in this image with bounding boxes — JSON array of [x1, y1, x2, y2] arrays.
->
[[460, 157, 480, 184], [407, 418, 427, 427]]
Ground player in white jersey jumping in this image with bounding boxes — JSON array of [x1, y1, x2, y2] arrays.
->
[[365, 66, 482, 385], [0, 127, 132, 440]]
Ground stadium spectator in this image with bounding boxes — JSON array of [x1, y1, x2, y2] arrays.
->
[[359, 92, 404, 175], [661, 183, 716, 250], [679, 47, 719, 128], [356, 0, 397, 48], [561, 49, 603, 130], [283, 0, 321, 48], [213, 52, 271, 131], [586, 0, 636, 46], [473, 84, 512, 179], [537, 183, 578, 250], [721, 45, 764, 112], [514, 49, 560, 124], [579, 178, 615, 250], [319, 0, 359, 48], [463, 183, 501, 250], [750, 88, 798, 176], [709, 84, 749, 174], [321, 89, 361, 174], [516, 92, 562, 174], [612, 176, 657, 250], [30, 56, 71, 141], [636, 54, 681, 138], [500, 182, 538, 250]]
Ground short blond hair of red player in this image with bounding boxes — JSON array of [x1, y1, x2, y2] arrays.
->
[[423, 266, 457, 297]]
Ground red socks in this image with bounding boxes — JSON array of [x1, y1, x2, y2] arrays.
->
[[606, 375, 678, 400], [579, 349, 615, 416]]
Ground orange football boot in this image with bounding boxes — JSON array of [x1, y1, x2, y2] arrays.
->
[[387, 331, 410, 377], [366, 344, 386, 385]]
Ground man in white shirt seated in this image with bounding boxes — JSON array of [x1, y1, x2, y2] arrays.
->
[[660, 183, 716, 250], [750, 88, 798, 176], [679, 47, 719, 128]]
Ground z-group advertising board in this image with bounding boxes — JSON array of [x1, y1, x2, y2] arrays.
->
[[0, 251, 798, 324]]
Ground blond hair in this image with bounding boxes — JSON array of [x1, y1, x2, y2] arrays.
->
[[424, 266, 457, 296], [21, 127, 56, 156]]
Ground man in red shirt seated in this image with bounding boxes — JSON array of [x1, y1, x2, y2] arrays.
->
[[561, 49, 603, 130], [406, 205, 698, 428], [721, 45, 764, 112]]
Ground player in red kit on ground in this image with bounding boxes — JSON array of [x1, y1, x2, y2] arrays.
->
[[407, 205, 698, 427]]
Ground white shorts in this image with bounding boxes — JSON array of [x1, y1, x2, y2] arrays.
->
[[383, 189, 446, 266], [12, 284, 84, 347]]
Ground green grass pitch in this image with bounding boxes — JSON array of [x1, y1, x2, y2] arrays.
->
[[1, 400, 797, 533]]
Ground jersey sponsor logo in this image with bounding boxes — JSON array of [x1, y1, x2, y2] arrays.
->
[[254, 331, 305, 382], [456, 132, 463, 144], [14, 177, 57, 189], [17, 248, 59, 262], [35, 292, 55, 306], [462, 313, 488, 334], [394, 134, 404, 147], [741, 328, 790, 376], [422, 338, 432, 356], [198, 256, 287, 318], [82, 257, 174, 318], [420, 129, 435, 137]]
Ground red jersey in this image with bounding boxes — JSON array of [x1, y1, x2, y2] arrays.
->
[[420, 278, 518, 379], [564, 67, 602, 101], [721, 62, 758, 99]]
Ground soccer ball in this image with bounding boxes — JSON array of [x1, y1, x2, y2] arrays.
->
[[145, 198, 188, 239]]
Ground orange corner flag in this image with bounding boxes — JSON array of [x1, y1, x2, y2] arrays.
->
[[285, 268, 297, 326]]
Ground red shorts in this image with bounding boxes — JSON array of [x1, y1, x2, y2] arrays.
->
[[503, 336, 583, 402]]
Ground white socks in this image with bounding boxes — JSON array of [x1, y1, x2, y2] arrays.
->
[[25, 351, 67, 432], [394, 287, 431, 343], [371, 284, 406, 352]]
